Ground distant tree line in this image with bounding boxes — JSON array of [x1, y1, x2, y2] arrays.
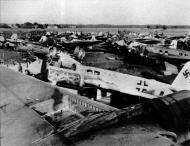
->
[[1, 22, 190, 29], [0, 24, 11, 28], [146, 25, 168, 30]]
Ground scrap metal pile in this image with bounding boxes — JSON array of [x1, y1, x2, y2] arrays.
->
[[1, 29, 190, 145], [1, 30, 190, 82], [1, 30, 190, 65]]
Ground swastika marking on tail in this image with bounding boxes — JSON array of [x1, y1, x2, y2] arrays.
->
[[183, 69, 190, 79]]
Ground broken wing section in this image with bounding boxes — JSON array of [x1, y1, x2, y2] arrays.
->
[[0, 83, 55, 146]]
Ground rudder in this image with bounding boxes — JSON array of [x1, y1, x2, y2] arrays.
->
[[171, 61, 190, 90]]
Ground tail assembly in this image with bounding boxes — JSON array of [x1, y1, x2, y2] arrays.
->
[[171, 61, 190, 90]]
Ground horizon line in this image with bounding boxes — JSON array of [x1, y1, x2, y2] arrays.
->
[[1, 23, 190, 26]]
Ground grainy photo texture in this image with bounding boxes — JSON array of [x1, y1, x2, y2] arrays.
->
[[0, 0, 190, 146]]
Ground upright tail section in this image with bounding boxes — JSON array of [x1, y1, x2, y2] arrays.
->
[[171, 61, 190, 90], [91, 35, 97, 41]]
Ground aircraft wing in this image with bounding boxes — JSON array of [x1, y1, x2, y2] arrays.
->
[[16, 43, 49, 55], [0, 82, 56, 146], [61, 40, 103, 48], [135, 38, 161, 44], [148, 52, 190, 60], [0, 67, 58, 146], [0, 66, 116, 146], [147, 52, 190, 66], [0, 66, 70, 146], [0, 66, 178, 146]]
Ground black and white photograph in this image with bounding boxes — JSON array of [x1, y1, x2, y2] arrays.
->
[[1, 0, 190, 145]]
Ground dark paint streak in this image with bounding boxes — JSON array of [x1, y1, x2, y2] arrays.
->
[[51, 88, 64, 111]]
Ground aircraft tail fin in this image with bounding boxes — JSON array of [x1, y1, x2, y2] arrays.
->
[[91, 35, 97, 41], [171, 61, 190, 90]]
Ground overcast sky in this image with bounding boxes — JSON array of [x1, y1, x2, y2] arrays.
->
[[1, 0, 190, 25]]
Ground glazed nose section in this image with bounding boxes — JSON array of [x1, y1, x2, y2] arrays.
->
[[149, 90, 190, 132]]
